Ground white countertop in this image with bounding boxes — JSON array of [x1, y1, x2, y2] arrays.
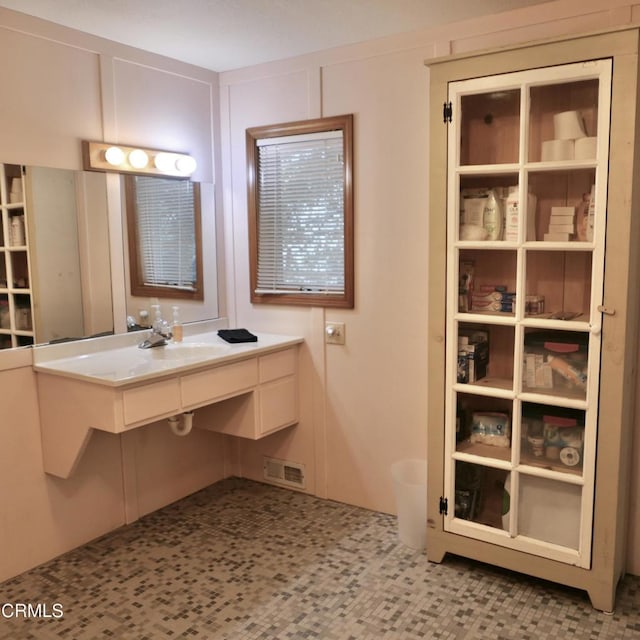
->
[[33, 329, 303, 387]]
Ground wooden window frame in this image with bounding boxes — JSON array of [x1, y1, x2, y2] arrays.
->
[[246, 114, 354, 308], [125, 175, 204, 301]]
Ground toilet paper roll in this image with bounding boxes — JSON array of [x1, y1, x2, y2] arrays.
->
[[541, 139, 574, 162], [553, 110, 586, 140], [574, 136, 597, 160]]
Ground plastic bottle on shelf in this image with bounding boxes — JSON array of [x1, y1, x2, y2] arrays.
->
[[171, 305, 183, 342], [504, 186, 519, 242], [483, 189, 503, 240], [575, 192, 590, 242], [151, 304, 164, 333], [10, 216, 25, 246], [586, 185, 596, 242], [10, 177, 22, 204]]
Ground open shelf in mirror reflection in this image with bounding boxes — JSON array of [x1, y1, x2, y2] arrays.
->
[[0, 163, 220, 352]]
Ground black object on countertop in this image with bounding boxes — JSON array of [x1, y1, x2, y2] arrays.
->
[[218, 329, 258, 343]]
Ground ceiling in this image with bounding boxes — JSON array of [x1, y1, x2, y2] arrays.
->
[[0, 0, 554, 72]]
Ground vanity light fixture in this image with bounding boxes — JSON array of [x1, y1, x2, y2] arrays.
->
[[128, 148, 149, 169], [82, 141, 197, 178], [104, 145, 125, 166]]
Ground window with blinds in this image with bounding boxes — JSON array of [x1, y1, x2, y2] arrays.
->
[[246, 114, 354, 308], [125, 175, 204, 300]]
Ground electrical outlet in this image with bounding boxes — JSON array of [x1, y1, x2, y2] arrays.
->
[[325, 322, 345, 345]]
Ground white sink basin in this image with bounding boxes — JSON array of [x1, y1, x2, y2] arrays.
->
[[32, 330, 304, 387], [148, 342, 231, 360], [33, 340, 233, 383]]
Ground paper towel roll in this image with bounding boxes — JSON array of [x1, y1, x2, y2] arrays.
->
[[574, 136, 597, 160], [541, 139, 574, 162], [553, 110, 586, 140]]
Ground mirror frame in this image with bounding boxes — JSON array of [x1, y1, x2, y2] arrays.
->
[[124, 175, 204, 301]]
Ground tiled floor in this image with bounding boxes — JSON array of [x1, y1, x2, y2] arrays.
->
[[1, 478, 639, 639]]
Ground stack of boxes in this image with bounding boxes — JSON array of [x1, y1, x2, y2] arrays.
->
[[471, 285, 515, 314], [544, 205, 575, 242], [457, 328, 489, 384]]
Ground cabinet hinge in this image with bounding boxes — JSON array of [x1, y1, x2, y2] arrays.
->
[[439, 496, 448, 515], [443, 101, 452, 123]]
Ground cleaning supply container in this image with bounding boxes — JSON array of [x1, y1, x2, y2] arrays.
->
[[391, 458, 428, 550]]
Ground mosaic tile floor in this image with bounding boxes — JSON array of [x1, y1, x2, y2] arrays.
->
[[1, 478, 639, 639]]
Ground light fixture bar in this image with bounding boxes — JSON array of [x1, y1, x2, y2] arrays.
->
[[82, 141, 197, 178]]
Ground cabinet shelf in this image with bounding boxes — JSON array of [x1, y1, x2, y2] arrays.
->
[[452, 452, 586, 499], [452, 449, 512, 470], [0, 163, 35, 349], [455, 439, 511, 463], [455, 312, 515, 324], [454, 379, 514, 397], [525, 160, 598, 171], [518, 456, 583, 478], [518, 391, 587, 410], [516, 463, 585, 484], [523, 241, 594, 250], [457, 163, 521, 175], [520, 317, 589, 331]]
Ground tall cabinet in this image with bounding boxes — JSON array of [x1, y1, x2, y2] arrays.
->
[[0, 163, 35, 349], [427, 29, 640, 612]]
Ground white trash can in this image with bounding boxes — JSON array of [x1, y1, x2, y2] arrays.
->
[[391, 458, 428, 550]]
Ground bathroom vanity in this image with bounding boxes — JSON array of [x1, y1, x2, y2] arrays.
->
[[33, 330, 302, 478]]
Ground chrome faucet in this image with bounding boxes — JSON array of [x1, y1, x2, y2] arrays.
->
[[138, 305, 173, 348], [139, 329, 172, 349]]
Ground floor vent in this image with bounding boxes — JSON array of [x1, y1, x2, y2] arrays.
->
[[263, 457, 306, 489]]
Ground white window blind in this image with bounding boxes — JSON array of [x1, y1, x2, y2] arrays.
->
[[256, 130, 345, 294], [133, 176, 197, 291]]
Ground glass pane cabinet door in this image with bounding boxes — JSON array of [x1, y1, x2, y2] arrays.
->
[[444, 60, 611, 567]]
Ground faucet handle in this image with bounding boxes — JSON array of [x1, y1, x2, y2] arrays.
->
[[157, 319, 172, 338]]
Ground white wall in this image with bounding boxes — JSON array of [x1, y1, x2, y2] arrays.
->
[[0, 7, 226, 582], [219, 0, 640, 575]]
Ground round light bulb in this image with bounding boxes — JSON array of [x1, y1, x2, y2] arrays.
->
[[104, 146, 125, 166], [175, 155, 197, 175], [154, 152, 176, 172], [128, 149, 149, 169]]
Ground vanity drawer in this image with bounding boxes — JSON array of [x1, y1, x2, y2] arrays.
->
[[259, 376, 298, 435], [123, 378, 181, 426], [259, 348, 297, 383], [181, 358, 258, 407]]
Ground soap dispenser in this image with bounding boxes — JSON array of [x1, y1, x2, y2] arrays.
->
[[172, 306, 183, 342], [151, 304, 163, 331]]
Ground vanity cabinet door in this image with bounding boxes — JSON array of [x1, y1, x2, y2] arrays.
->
[[258, 349, 299, 434]]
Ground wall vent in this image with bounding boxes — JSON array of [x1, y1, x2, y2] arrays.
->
[[263, 456, 306, 489]]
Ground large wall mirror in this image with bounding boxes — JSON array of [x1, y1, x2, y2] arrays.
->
[[0, 164, 112, 350], [122, 176, 219, 329], [29, 167, 113, 344], [0, 162, 219, 353]]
